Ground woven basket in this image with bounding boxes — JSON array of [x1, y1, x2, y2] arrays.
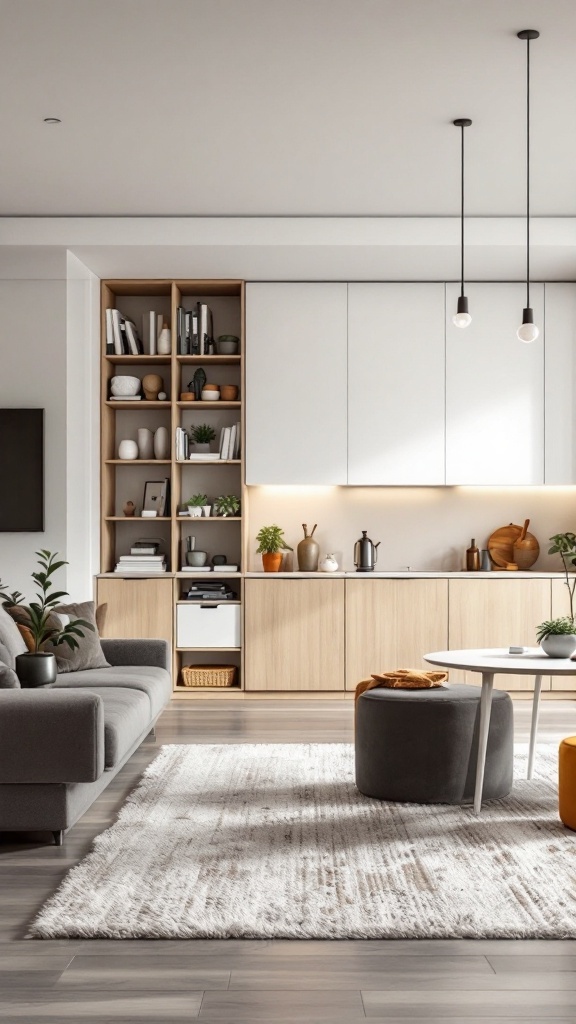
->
[[180, 664, 237, 688]]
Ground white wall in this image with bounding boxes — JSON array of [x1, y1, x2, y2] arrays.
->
[[247, 485, 576, 573], [0, 263, 68, 596]]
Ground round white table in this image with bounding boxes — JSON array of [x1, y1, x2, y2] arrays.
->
[[423, 648, 576, 813]]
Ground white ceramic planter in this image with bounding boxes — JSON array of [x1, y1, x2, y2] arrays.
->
[[118, 439, 138, 460], [188, 507, 203, 518], [540, 634, 576, 658], [202, 505, 212, 517]]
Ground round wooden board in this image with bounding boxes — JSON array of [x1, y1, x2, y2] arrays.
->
[[488, 523, 521, 568]]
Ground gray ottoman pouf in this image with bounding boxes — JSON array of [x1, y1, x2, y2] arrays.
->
[[355, 683, 513, 804]]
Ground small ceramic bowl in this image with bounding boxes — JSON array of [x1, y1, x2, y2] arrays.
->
[[201, 390, 220, 401], [111, 375, 140, 397], [202, 383, 219, 391], [180, 392, 195, 401], [220, 385, 239, 401], [217, 336, 239, 355]]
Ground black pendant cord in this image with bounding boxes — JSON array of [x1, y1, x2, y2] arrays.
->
[[526, 35, 531, 310], [460, 123, 465, 298]]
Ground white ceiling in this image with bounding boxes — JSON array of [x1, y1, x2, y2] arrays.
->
[[1, 0, 576, 218]]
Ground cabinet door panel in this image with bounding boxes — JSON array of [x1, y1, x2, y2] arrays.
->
[[96, 578, 173, 644], [345, 579, 448, 690], [551, 578, 576, 690], [446, 283, 544, 484], [448, 579, 551, 691], [245, 283, 347, 484], [545, 284, 576, 483], [245, 580, 345, 690], [348, 284, 445, 484]]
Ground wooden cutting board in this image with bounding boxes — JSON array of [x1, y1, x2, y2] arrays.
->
[[488, 523, 539, 569]]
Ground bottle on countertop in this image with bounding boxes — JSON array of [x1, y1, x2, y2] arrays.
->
[[466, 538, 480, 572]]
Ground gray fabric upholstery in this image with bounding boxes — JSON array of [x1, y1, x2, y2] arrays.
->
[[101, 638, 170, 672], [0, 639, 14, 670], [81, 686, 152, 769], [47, 601, 110, 673], [0, 605, 26, 668], [55, 664, 171, 718], [355, 684, 513, 804], [0, 690, 104, 783], [0, 663, 20, 688]]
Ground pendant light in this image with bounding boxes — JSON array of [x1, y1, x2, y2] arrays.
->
[[517, 29, 540, 343], [452, 118, 472, 328]]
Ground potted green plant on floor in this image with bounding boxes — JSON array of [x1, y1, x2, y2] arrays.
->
[[213, 494, 240, 518], [537, 532, 576, 657], [189, 424, 216, 453], [255, 525, 292, 572], [0, 550, 93, 687]]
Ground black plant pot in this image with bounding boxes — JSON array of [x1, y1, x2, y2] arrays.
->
[[15, 652, 57, 688]]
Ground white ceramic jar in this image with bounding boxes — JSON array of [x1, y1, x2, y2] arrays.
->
[[118, 439, 139, 460]]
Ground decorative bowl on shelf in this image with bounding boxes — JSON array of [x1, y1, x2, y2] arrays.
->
[[111, 375, 140, 397], [217, 336, 239, 355], [180, 392, 195, 401], [220, 385, 239, 401], [201, 390, 220, 401]]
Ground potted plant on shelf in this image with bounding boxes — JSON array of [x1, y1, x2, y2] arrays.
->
[[255, 525, 292, 573], [214, 494, 240, 518], [0, 550, 93, 687], [537, 532, 576, 657], [189, 423, 216, 453], [186, 494, 208, 518]]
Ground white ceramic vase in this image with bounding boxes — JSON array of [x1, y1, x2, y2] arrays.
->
[[319, 553, 339, 573], [153, 426, 169, 459], [540, 634, 576, 658], [118, 439, 138, 460], [137, 428, 154, 460], [158, 327, 171, 355]]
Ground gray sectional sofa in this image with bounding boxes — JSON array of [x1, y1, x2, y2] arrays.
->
[[0, 639, 171, 845]]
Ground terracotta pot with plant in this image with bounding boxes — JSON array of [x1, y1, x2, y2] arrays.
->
[[255, 525, 292, 572], [537, 532, 576, 657], [0, 550, 94, 687]]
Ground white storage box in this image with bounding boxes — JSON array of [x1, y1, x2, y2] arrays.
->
[[177, 603, 241, 648]]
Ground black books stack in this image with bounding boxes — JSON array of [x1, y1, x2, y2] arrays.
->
[[177, 302, 213, 355], [114, 539, 167, 574], [185, 583, 237, 600]]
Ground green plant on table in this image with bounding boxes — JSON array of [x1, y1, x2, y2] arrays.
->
[[0, 550, 93, 654], [186, 493, 208, 508], [214, 494, 240, 517], [255, 525, 293, 555], [190, 424, 216, 444], [536, 617, 576, 643]]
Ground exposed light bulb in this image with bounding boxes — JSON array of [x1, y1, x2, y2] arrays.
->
[[453, 295, 471, 329], [517, 307, 539, 343], [517, 321, 539, 343], [452, 311, 472, 328]]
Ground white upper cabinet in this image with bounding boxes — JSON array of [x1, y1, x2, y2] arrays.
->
[[347, 284, 446, 485], [445, 282, 544, 485], [245, 283, 348, 484], [544, 284, 576, 484]]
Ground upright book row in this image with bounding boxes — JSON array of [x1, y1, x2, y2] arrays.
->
[[106, 308, 168, 356], [176, 302, 213, 355]]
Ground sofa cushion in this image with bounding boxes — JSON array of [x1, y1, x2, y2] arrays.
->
[[54, 665, 171, 718], [0, 606, 27, 668], [0, 663, 20, 688], [78, 687, 151, 769], [45, 601, 110, 673]]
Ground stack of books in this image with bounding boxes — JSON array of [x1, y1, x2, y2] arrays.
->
[[219, 423, 241, 460], [175, 426, 189, 461], [105, 309, 144, 356], [176, 302, 213, 355], [142, 311, 167, 356], [114, 540, 167, 574]]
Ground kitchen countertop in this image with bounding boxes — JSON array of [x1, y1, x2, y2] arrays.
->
[[244, 570, 565, 579]]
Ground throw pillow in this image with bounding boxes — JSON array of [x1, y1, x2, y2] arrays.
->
[[46, 601, 110, 674], [0, 663, 20, 688], [0, 605, 27, 668]]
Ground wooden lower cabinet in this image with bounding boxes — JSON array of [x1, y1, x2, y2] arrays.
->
[[96, 577, 173, 644], [448, 578, 551, 691], [345, 579, 449, 690], [244, 579, 345, 691]]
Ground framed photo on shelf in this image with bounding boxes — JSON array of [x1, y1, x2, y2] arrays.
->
[[142, 478, 169, 517]]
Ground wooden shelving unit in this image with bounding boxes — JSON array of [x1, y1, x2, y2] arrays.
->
[[98, 278, 246, 698]]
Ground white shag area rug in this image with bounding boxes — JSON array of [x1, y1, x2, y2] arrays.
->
[[30, 743, 576, 940]]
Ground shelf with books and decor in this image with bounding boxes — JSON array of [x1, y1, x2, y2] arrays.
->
[[98, 279, 246, 699]]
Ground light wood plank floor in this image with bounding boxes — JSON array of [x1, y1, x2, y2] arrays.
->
[[1, 699, 576, 1022]]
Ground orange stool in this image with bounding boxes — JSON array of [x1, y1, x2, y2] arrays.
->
[[559, 737, 576, 830]]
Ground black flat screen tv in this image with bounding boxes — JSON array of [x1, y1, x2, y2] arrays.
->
[[0, 409, 44, 531]]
